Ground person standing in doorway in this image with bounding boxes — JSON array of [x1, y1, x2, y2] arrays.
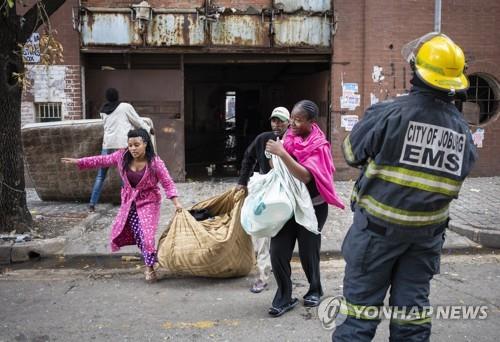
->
[[88, 88, 154, 212], [333, 33, 477, 341], [265, 100, 345, 317], [62, 128, 182, 283], [236, 106, 290, 293]]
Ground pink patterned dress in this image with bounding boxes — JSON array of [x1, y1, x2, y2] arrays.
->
[[77, 150, 178, 265]]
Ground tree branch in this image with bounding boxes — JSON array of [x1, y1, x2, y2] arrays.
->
[[19, 0, 67, 43]]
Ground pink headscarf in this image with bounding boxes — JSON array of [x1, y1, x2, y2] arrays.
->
[[283, 123, 345, 209]]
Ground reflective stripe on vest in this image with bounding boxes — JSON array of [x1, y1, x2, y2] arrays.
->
[[365, 161, 462, 197], [339, 301, 381, 321], [343, 135, 356, 164], [391, 316, 432, 325], [352, 190, 449, 226], [341, 300, 432, 325]]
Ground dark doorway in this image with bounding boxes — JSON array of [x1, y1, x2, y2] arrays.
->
[[184, 61, 330, 179], [84, 53, 185, 181]]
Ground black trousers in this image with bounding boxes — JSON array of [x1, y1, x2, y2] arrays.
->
[[332, 212, 445, 342], [270, 202, 329, 308]]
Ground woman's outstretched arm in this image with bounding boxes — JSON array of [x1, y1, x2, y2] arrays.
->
[[61, 150, 122, 170]]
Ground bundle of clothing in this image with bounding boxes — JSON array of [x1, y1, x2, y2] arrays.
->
[[157, 188, 254, 278]]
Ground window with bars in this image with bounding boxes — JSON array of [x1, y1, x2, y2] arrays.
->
[[466, 74, 499, 125], [36, 102, 62, 122]]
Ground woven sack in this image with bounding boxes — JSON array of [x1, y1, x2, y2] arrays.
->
[[157, 188, 255, 278]]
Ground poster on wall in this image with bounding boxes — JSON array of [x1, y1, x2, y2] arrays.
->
[[23, 33, 41, 63], [342, 82, 358, 95], [370, 93, 379, 105], [472, 128, 485, 148], [340, 94, 361, 110], [340, 115, 359, 131], [340, 82, 360, 110]]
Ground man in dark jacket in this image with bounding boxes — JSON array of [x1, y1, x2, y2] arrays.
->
[[333, 33, 477, 341], [237, 107, 290, 293]]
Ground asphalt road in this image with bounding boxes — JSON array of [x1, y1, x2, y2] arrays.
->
[[1, 253, 499, 342]]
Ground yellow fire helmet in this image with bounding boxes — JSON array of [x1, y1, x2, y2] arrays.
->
[[402, 32, 469, 92]]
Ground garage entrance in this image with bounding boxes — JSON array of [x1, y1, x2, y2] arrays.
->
[[84, 53, 185, 180], [184, 57, 331, 179], [83, 53, 331, 181]]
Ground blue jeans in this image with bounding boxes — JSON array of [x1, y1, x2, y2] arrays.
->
[[89, 148, 117, 206]]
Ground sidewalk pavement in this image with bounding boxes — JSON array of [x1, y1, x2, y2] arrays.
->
[[2, 177, 499, 264]]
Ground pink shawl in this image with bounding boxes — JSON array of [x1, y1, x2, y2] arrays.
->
[[283, 123, 345, 209]]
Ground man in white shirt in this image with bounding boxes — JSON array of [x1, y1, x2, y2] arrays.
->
[[236, 107, 290, 293], [88, 88, 152, 212]]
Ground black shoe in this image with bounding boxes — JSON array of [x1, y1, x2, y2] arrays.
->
[[88, 205, 95, 213], [268, 298, 299, 317], [303, 295, 321, 307]]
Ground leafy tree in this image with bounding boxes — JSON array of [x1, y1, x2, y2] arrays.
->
[[0, 0, 66, 233]]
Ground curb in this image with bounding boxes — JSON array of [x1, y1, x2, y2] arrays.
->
[[0, 241, 14, 265], [2, 245, 488, 268], [449, 221, 500, 249], [1, 224, 493, 265], [1, 238, 66, 264]]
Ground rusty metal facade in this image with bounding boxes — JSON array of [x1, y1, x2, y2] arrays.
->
[[276, 0, 331, 12], [79, 0, 333, 49], [82, 12, 135, 45], [149, 14, 205, 46]]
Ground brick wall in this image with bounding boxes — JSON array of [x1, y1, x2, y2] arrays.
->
[[443, 0, 500, 176], [21, 65, 83, 126], [49, 0, 81, 66], [65, 66, 83, 120], [21, 0, 83, 126], [331, 0, 364, 181], [21, 102, 36, 126], [332, 0, 500, 179], [18, 0, 81, 66]]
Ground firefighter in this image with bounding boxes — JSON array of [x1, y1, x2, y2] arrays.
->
[[332, 33, 477, 341]]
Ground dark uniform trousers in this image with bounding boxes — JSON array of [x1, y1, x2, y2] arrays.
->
[[332, 211, 445, 342], [270, 202, 328, 308]]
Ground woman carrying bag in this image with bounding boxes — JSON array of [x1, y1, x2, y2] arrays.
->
[[265, 100, 345, 317]]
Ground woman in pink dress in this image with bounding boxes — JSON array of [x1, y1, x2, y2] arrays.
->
[[62, 128, 182, 282]]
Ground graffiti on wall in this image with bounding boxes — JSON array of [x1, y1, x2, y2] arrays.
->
[[23, 33, 41, 63], [372, 65, 385, 82]]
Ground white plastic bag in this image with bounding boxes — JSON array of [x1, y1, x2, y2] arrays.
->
[[241, 152, 319, 238], [274, 153, 319, 235], [241, 169, 293, 238]]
